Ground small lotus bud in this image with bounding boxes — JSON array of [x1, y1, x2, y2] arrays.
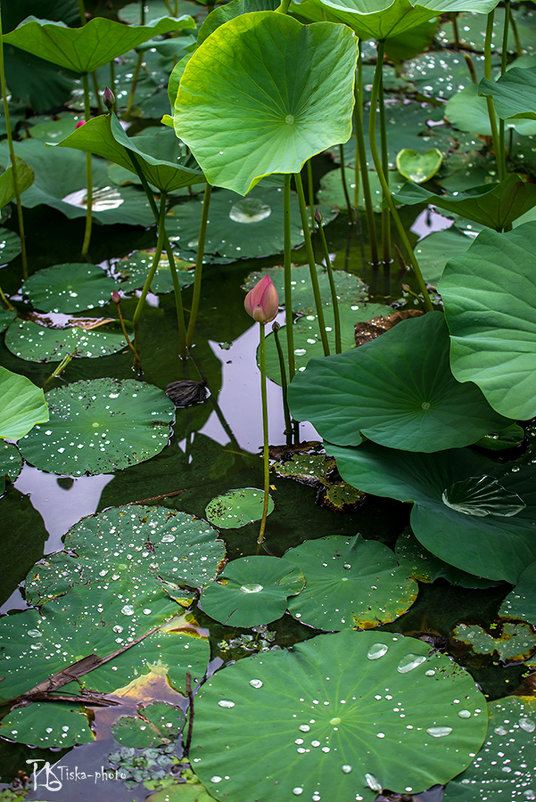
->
[[75, 120, 86, 129], [112, 290, 121, 304], [315, 208, 323, 224], [244, 275, 279, 324], [272, 321, 281, 333], [103, 86, 115, 111]]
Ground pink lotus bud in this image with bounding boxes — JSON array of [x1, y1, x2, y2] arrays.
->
[[75, 120, 86, 129], [103, 86, 115, 111], [112, 290, 121, 304], [244, 275, 279, 324]]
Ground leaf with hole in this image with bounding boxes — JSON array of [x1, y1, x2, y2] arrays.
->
[[112, 702, 186, 748]]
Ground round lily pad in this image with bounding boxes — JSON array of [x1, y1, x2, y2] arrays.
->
[[18, 378, 174, 476], [205, 488, 274, 529], [112, 702, 186, 748], [0, 307, 16, 332], [200, 556, 305, 627], [0, 229, 21, 265], [499, 562, 536, 626], [452, 621, 536, 663], [0, 701, 94, 749], [396, 148, 443, 183], [115, 250, 195, 294], [318, 168, 404, 212], [191, 630, 488, 801], [443, 696, 536, 801], [0, 441, 22, 495], [0, 365, 49, 440], [21, 263, 115, 313], [5, 318, 127, 362], [281, 535, 418, 630]]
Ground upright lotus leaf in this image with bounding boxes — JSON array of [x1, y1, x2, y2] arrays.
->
[[3, 16, 195, 74], [57, 114, 204, 194], [173, 12, 358, 194], [18, 378, 174, 476], [0, 366, 49, 440], [25, 505, 226, 605], [439, 223, 536, 420], [452, 621, 536, 663], [479, 67, 536, 120], [443, 696, 536, 801], [327, 441, 536, 582], [281, 535, 418, 630], [200, 556, 305, 627], [5, 319, 127, 362], [0, 442, 22, 496], [288, 312, 508, 452], [414, 228, 473, 285], [21, 263, 115, 313], [0, 155, 33, 209], [396, 148, 443, 183], [499, 562, 536, 625], [394, 174, 536, 230], [205, 488, 274, 528], [191, 630, 488, 801], [112, 702, 186, 748], [318, 168, 405, 212]]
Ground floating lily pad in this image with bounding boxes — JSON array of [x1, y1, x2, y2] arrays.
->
[[318, 169, 404, 212], [327, 441, 536, 582], [5, 318, 126, 362], [18, 378, 174, 476], [0, 229, 21, 265], [288, 312, 508, 452], [25, 505, 226, 605], [0, 702, 94, 749], [499, 562, 536, 626], [205, 488, 274, 529], [414, 228, 473, 285], [281, 535, 418, 631], [243, 264, 368, 315], [174, 12, 358, 194], [396, 148, 442, 183], [146, 782, 215, 802], [112, 702, 186, 748], [439, 223, 536, 420], [0, 307, 16, 331], [443, 696, 536, 802], [191, 630, 488, 801], [0, 366, 49, 441], [272, 451, 366, 512], [404, 49, 488, 101], [200, 556, 305, 627], [0, 442, 22, 496], [116, 250, 195, 294], [21, 263, 115, 313], [452, 621, 536, 663]]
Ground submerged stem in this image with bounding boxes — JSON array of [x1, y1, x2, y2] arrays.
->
[[185, 182, 212, 347], [257, 323, 270, 552]]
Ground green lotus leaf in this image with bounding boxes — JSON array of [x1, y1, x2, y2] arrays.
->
[[116, 250, 195, 294], [394, 174, 536, 230], [327, 441, 536, 582], [0, 307, 16, 331], [446, 83, 536, 136], [197, 0, 278, 45], [0, 139, 153, 226], [439, 223, 536, 420], [474, 423, 525, 451], [384, 17, 438, 62], [0, 366, 49, 441], [18, 378, 174, 476], [443, 696, 536, 802], [3, 15, 195, 74], [205, 488, 274, 529], [243, 264, 368, 315], [0, 229, 21, 265], [21, 262, 115, 313], [57, 114, 204, 194], [0, 442, 22, 496], [499, 562, 536, 626], [318, 168, 405, 212], [147, 782, 214, 802], [191, 630, 488, 801], [24, 505, 226, 605], [281, 535, 418, 631], [288, 312, 508, 451], [200, 556, 305, 627], [0, 156, 33, 210], [173, 12, 358, 194], [27, 111, 85, 142], [112, 702, 186, 748], [404, 50, 489, 102], [480, 67, 536, 120], [264, 303, 392, 385], [452, 621, 536, 662], [414, 228, 474, 285], [396, 148, 443, 183], [0, 702, 94, 749], [119, 0, 200, 23], [5, 319, 127, 363]]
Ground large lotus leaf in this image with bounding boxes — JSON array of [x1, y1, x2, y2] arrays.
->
[[21, 263, 115, 313], [281, 535, 418, 631], [327, 441, 536, 582], [3, 16, 195, 74], [499, 562, 536, 626], [439, 223, 536, 420], [318, 168, 404, 212], [264, 303, 392, 385], [0, 229, 21, 265], [116, 250, 195, 294], [0, 139, 153, 226], [112, 702, 186, 748], [119, 1, 200, 23], [57, 114, 204, 194], [0, 156, 34, 210], [0, 702, 94, 749], [447, 83, 536, 137], [197, 0, 278, 45], [480, 67, 536, 120], [0, 308, 16, 332], [200, 556, 305, 627], [173, 12, 358, 195], [24, 505, 226, 605], [147, 783, 214, 802], [0, 442, 22, 496], [191, 630, 488, 801], [394, 174, 536, 230], [403, 50, 489, 102], [414, 228, 473, 285], [0, 366, 49, 440], [4, 319, 127, 362], [205, 488, 274, 529], [443, 696, 536, 801], [288, 312, 508, 451], [243, 264, 368, 315], [452, 621, 536, 662], [18, 378, 174, 476]]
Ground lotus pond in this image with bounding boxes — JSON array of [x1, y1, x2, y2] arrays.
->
[[1, 0, 536, 800]]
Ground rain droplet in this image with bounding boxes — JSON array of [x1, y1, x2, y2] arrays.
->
[[397, 654, 427, 673], [292, 788, 303, 796], [458, 709, 471, 719], [121, 604, 134, 616], [519, 717, 535, 733], [367, 643, 389, 660], [365, 773, 382, 792], [249, 679, 263, 688], [427, 726, 452, 737], [341, 764, 352, 774], [229, 198, 271, 224], [299, 724, 310, 732], [240, 583, 263, 593], [218, 700, 235, 709]]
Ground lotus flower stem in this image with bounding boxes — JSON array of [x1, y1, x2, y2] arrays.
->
[[509, 7, 522, 56], [282, 174, 295, 381], [450, 13, 461, 47], [112, 291, 141, 365], [315, 211, 342, 354], [483, 11, 505, 181], [272, 322, 292, 446], [77, 0, 86, 24], [81, 73, 93, 256], [369, 41, 433, 312], [338, 144, 355, 224], [377, 61, 391, 266], [257, 322, 270, 551], [0, 284, 14, 311], [109, 59, 116, 111], [140, 0, 146, 24], [499, 0, 511, 167], [353, 123, 360, 210], [91, 71, 104, 114], [46, 352, 75, 384], [0, 3, 28, 280], [126, 52, 144, 116], [132, 194, 167, 329], [276, 0, 292, 14], [463, 53, 478, 84], [294, 172, 330, 356], [353, 55, 379, 266], [186, 182, 212, 347], [306, 159, 315, 228]]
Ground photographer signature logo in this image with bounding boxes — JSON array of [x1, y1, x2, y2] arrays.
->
[[26, 760, 126, 792]]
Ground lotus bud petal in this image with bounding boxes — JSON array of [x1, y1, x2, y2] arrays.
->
[[103, 86, 115, 111], [315, 208, 323, 224], [112, 290, 121, 304], [75, 120, 86, 129], [244, 275, 279, 324]]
